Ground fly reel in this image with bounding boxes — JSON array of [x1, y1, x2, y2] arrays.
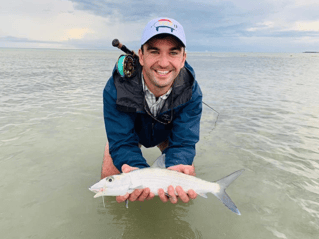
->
[[112, 39, 138, 78], [116, 54, 138, 78]]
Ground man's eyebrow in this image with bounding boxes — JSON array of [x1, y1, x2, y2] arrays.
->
[[146, 46, 182, 51], [170, 46, 182, 51], [146, 45, 159, 51]]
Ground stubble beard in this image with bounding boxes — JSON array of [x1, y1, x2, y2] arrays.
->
[[145, 68, 177, 89]]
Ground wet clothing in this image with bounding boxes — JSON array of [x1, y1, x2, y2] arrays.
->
[[103, 60, 202, 172]]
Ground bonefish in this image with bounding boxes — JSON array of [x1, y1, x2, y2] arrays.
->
[[89, 167, 245, 215]]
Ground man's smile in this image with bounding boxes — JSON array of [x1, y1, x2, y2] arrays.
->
[[138, 36, 186, 95], [155, 69, 172, 76]]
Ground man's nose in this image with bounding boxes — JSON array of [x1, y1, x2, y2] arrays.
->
[[157, 53, 170, 68]]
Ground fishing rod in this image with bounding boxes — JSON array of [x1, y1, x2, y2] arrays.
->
[[112, 39, 220, 128], [112, 39, 138, 78], [112, 39, 137, 57]]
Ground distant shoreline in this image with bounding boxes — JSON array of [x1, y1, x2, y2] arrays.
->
[[303, 51, 319, 53]]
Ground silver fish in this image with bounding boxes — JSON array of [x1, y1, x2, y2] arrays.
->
[[89, 166, 245, 215]]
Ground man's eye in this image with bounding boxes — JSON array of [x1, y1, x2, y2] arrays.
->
[[150, 51, 158, 54], [170, 52, 179, 55]]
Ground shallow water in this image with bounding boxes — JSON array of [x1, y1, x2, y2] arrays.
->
[[1, 49, 318, 239]]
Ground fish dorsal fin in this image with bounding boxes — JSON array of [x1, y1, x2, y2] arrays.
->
[[151, 154, 166, 168]]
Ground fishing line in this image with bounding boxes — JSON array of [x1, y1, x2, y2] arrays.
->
[[202, 101, 219, 130]]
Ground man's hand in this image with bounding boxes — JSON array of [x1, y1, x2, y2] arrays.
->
[[115, 164, 155, 203], [168, 164, 196, 176], [158, 164, 197, 203]]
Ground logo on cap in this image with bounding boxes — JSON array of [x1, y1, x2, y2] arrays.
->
[[152, 19, 178, 33]]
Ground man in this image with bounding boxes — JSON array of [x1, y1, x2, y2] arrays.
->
[[101, 17, 202, 204]]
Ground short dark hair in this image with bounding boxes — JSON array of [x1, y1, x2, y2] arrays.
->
[[140, 34, 185, 54]]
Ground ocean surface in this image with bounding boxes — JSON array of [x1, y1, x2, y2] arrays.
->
[[1, 48, 318, 239]]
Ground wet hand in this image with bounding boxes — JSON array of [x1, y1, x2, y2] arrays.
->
[[158, 164, 197, 203], [116, 164, 155, 203], [168, 164, 196, 176], [158, 186, 197, 203]]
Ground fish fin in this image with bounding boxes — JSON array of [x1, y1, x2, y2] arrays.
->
[[102, 196, 105, 208], [198, 193, 208, 199], [216, 169, 245, 189], [151, 154, 166, 168], [214, 190, 241, 215], [125, 199, 129, 209], [129, 185, 144, 190], [213, 169, 245, 215]]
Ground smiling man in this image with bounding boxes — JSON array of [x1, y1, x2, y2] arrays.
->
[[101, 17, 202, 204]]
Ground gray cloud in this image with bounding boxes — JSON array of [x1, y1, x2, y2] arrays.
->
[[69, 0, 244, 29], [66, 1, 296, 36], [2, 0, 318, 52], [0, 36, 55, 44], [66, 0, 319, 52]]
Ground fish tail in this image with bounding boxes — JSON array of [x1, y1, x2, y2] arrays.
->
[[213, 169, 245, 215]]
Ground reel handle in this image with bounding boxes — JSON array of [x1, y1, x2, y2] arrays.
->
[[112, 39, 136, 57]]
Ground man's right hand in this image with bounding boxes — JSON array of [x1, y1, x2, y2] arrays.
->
[[115, 164, 155, 203]]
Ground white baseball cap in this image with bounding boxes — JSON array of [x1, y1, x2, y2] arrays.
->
[[140, 17, 186, 47]]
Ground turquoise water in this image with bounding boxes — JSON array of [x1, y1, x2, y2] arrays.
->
[[1, 49, 319, 238]]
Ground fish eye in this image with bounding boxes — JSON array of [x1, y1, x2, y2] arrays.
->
[[108, 178, 113, 182]]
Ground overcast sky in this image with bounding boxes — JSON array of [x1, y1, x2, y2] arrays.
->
[[1, 0, 319, 52]]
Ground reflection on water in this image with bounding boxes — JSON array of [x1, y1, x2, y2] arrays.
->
[[1, 49, 319, 239], [97, 198, 202, 239]]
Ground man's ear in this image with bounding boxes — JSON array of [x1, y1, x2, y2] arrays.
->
[[138, 48, 144, 66], [181, 51, 187, 68]]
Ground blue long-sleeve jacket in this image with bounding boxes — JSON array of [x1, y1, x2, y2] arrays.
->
[[103, 60, 202, 172]]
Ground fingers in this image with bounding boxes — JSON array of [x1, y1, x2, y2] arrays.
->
[[128, 189, 144, 201], [167, 164, 196, 176], [121, 164, 138, 173], [146, 192, 155, 200], [158, 188, 169, 203], [118, 187, 196, 204], [187, 189, 197, 200], [176, 186, 189, 203], [116, 193, 129, 203], [135, 188, 151, 202], [158, 186, 197, 204], [167, 185, 178, 204], [158, 187, 177, 203], [185, 165, 196, 176], [117, 188, 154, 203]]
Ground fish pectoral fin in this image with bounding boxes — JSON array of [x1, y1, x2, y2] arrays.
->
[[197, 193, 208, 198], [129, 185, 144, 191]]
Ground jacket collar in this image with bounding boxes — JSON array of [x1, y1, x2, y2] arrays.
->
[[113, 60, 195, 114]]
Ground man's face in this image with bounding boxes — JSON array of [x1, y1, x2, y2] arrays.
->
[[138, 36, 186, 93]]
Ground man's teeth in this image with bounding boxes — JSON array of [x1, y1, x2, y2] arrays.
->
[[157, 70, 169, 75]]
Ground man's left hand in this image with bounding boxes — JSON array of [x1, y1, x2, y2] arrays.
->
[[158, 164, 197, 203]]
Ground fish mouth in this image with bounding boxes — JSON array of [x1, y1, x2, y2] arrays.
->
[[89, 187, 101, 193], [89, 180, 105, 193]]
